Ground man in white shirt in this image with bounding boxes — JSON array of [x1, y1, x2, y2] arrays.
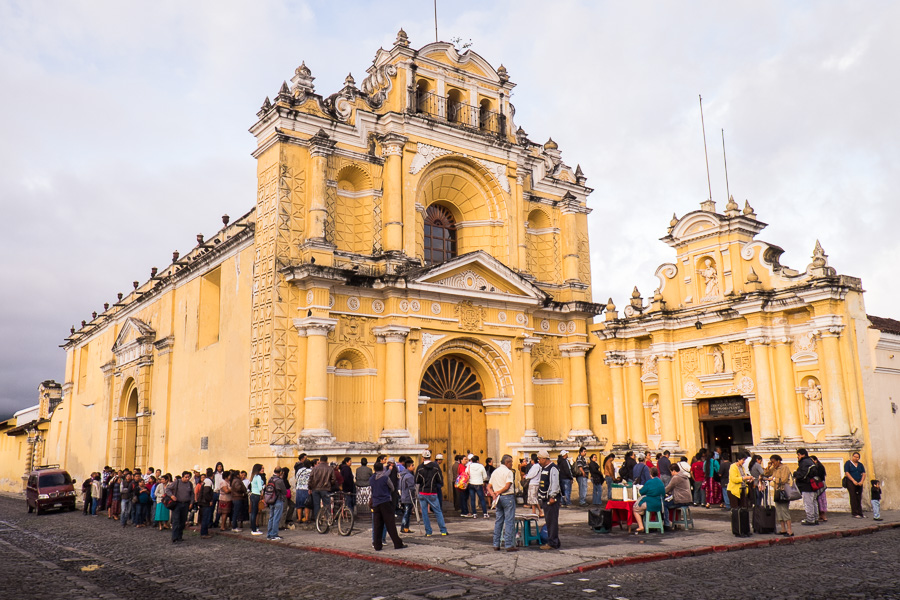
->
[[487, 454, 517, 551], [466, 455, 489, 518]]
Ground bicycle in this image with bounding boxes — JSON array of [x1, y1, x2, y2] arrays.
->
[[315, 491, 354, 535]]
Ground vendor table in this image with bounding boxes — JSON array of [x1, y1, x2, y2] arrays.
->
[[604, 499, 636, 531]]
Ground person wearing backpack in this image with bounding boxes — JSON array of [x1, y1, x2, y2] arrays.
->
[[794, 448, 819, 525], [574, 447, 589, 506], [265, 467, 287, 541], [248, 464, 265, 535]]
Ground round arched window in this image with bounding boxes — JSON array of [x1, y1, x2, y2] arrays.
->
[[424, 205, 457, 265]]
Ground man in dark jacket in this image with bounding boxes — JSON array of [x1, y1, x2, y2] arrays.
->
[[557, 450, 574, 507], [339, 457, 356, 513], [168, 471, 195, 543], [119, 472, 138, 527], [619, 451, 636, 482], [198, 475, 215, 538], [308, 456, 336, 521], [794, 448, 819, 525], [718, 453, 732, 509], [415, 451, 447, 536], [657, 451, 672, 486]]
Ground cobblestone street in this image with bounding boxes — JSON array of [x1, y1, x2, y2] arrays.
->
[[2, 494, 899, 600]]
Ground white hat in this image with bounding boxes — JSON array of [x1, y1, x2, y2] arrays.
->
[[467, 453, 474, 460], [537, 450, 551, 459], [193, 464, 201, 471], [559, 449, 569, 456], [435, 453, 444, 460], [423, 450, 432, 458]]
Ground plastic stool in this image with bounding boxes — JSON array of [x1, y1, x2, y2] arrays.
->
[[674, 506, 694, 530], [645, 510, 665, 533], [515, 515, 541, 547]]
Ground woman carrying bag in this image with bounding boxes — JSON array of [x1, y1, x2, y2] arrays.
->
[[765, 454, 796, 537]]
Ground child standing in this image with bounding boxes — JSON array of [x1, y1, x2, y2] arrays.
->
[[871, 480, 883, 521]]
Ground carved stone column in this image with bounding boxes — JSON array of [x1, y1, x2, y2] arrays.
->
[[773, 339, 803, 442], [560, 342, 594, 439], [819, 326, 851, 438], [560, 204, 580, 282], [604, 352, 628, 445], [307, 130, 335, 242], [381, 134, 407, 253], [748, 338, 778, 443], [296, 316, 338, 440], [521, 336, 541, 442], [624, 357, 647, 446], [375, 325, 412, 442], [656, 352, 680, 450]]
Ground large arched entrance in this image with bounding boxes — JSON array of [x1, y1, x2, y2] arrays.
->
[[418, 356, 487, 501], [121, 386, 138, 470]]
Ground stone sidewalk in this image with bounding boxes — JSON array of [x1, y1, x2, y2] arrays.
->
[[232, 503, 899, 582]]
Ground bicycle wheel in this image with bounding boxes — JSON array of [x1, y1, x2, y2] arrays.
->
[[316, 509, 330, 534], [337, 506, 355, 536]]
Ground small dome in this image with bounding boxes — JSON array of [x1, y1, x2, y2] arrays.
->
[[544, 138, 558, 151]]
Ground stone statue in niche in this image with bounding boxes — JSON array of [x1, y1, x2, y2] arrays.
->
[[650, 398, 661, 435], [700, 258, 720, 300], [805, 379, 824, 425], [711, 346, 725, 374]]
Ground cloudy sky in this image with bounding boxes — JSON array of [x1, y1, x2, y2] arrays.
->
[[1, 1, 897, 418]]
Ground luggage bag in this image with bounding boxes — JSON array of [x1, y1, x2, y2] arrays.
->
[[752, 483, 777, 534]]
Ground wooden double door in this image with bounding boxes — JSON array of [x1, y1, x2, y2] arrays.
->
[[419, 400, 487, 501]]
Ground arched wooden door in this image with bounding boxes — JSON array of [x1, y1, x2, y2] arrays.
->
[[419, 356, 487, 501]]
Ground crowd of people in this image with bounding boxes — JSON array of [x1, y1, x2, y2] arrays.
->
[[77, 446, 883, 548]]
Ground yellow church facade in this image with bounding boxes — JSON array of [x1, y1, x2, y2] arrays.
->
[[586, 198, 900, 509], [29, 31, 898, 509]]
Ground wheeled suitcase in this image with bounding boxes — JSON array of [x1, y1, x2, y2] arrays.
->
[[752, 484, 777, 534], [731, 507, 751, 537]]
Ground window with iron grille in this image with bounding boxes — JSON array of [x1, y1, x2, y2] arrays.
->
[[424, 205, 457, 265]]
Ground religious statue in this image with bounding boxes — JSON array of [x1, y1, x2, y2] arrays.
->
[[650, 398, 661, 435], [700, 258, 720, 299], [805, 379, 824, 425], [712, 346, 725, 374]]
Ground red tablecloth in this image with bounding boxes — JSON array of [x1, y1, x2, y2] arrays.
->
[[604, 499, 636, 531]]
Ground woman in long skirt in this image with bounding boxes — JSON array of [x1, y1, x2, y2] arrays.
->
[[702, 455, 723, 508], [154, 474, 171, 530]]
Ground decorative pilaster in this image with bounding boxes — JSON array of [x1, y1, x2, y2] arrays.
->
[[560, 342, 595, 440], [374, 325, 412, 443], [604, 352, 628, 445], [560, 204, 580, 282], [748, 337, 778, 443], [307, 130, 336, 242], [521, 336, 541, 442], [773, 339, 803, 442], [624, 356, 647, 446], [819, 326, 851, 439], [381, 133, 407, 253], [655, 352, 680, 451], [295, 316, 338, 440]]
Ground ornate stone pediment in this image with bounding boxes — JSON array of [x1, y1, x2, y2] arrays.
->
[[411, 251, 550, 302], [111, 318, 156, 366]]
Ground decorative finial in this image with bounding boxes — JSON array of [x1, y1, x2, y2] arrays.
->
[[575, 164, 586, 185], [344, 73, 355, 87], [515, 126, 528, 144], [133, 281, 139, 290], [259, 96, 272, 114], [669, 213, 679, 228], [811, 240, 827, 268], [700, 198, 716, 213], [653, 288, 663, 301], [742, 199, 756, 218], [606, 297, 616, 312], [172, 250, 179, 262], [291, 62, 315, 94], [395, 28, 410, 47], [725, 194, 739, 217], [631, 286, 641, 299], [746, 267, 759, 283], [222, 214, 230, 226], [544, 137, 558, 151], [497, 64, 509, 83]]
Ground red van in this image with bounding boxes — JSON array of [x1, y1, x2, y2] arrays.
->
[[25, 467, 77, 514]]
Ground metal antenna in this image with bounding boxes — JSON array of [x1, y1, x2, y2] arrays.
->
[[434, 0, 438, 42], [699, 95, 712, 202], [722, 128, 731, 200]]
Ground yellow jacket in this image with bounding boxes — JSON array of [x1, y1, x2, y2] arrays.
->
[[726, 462, 748, 499]]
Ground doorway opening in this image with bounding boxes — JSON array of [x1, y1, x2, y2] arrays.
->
[[122, 388, 138, 470], [418, 356, 487, 501], [698, 396, 753, 459]]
